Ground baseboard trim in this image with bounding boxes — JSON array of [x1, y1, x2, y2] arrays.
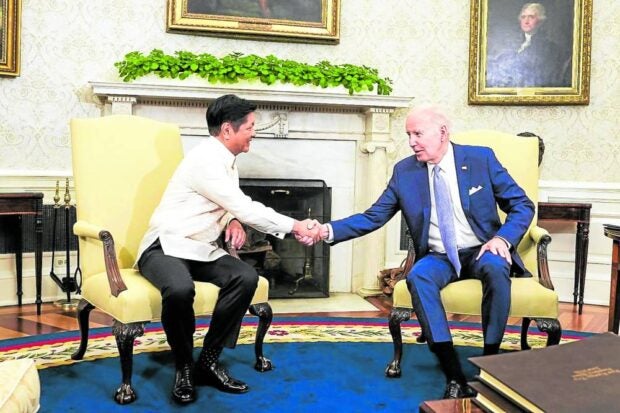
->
[[0, 174, 74, 202]]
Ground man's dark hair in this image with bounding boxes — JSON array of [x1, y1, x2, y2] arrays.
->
[[206, 94, 257, 136]]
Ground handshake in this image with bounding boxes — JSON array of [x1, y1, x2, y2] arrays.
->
[[292, 219, 329, 246]]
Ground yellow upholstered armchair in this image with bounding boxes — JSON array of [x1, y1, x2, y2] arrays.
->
[[386, 130, 561, 378], [69, 115, 273, 404]]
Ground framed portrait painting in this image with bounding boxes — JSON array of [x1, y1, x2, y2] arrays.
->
[[468, 0, 592, 105], [0, 0, 21, 77], [167, 0, 340, 44]]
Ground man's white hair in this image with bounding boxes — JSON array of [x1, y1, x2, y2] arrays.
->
[[408, 106, 452, 134], [520, 3, 547, 22]]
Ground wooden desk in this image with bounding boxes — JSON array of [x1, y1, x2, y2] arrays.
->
[[603, 224, 620, 333], [0, 193, 44, 315], [419, 398, 481, 413], [538, 202, 592, 314]]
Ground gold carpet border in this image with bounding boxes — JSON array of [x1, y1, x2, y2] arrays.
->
[[0, 323, 581, 370]]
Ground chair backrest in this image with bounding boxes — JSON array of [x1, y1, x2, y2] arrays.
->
[[451, 130, 540, 276], [70, 115, 184, 277]]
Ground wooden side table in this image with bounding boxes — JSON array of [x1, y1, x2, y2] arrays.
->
[[603, 224, 620, 333], [538, 202, 592, 314], [0, 193, 44, 315]]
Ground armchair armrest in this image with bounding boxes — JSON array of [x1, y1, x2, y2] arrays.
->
[[529, 225, 550, 243], [528, 225, 554, 290], [73, 220, 128, 297], [73, 221, 106, 239], [402, 231, 416, 278]]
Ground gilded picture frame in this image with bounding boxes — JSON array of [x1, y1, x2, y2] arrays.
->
[[167, 0, 340, 44], [468, 0, 592, 105], [0, 0, 21, 77]]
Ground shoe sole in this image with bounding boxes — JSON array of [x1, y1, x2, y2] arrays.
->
[[172, 394, 196, 404]]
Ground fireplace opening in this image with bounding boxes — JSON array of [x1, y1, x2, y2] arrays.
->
[[238, 178, 331, 298]]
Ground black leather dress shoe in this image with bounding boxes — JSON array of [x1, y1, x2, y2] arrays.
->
[[442, 380, 477, 399], [172, 364, 196, 404], [194, 361, 249, 394]]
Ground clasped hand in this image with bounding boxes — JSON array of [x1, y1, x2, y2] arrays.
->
[[226, 218, 328, 250], [292, 219, 329, 246]]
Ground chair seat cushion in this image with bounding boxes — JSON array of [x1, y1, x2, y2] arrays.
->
[[80, 269, 270, 324], [392, 277, 558, 319], [0, 359, 40, 413]]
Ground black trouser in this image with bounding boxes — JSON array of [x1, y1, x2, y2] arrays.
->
[[138, 239, 259, 367]]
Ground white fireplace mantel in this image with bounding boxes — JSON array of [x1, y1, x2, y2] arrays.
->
[[90, 81, 412, 111], [90, 80, 413, 297]]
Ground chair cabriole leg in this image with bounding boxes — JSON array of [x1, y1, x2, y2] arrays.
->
[[521, 317, 562, 350], [249, 302, 273, 372], [535, 317, 562, 346], [71, 299, 94, 360], [520, 317, 532, 350], [112, 321, 145, 404], [385, 307, 411, 378]]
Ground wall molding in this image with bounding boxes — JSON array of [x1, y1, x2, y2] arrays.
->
[[0, 252, 77, 305], [4, 176, 619, 305], [0, 174, 74, 202], [540, 180, 620, 219]]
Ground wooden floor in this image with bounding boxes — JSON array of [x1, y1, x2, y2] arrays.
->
[[0, 298, 610, 340]]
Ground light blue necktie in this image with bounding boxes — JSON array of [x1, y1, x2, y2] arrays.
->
[[433, 165, 461, 275]]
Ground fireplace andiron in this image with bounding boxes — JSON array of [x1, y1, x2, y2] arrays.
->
[[289, 208, 320, 295], [49, 178, 81, 310]]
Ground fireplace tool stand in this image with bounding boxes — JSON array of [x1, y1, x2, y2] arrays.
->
[[49, 178, 81, 310], [289, 208, 320, 295]]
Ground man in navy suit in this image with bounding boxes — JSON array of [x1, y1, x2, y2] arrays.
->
[[313, 107, 535, 399]]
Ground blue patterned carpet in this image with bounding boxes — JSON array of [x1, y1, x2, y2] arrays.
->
[[0, 317, 592, 412]]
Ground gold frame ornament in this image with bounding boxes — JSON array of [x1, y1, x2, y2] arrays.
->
[[468, 0, 592, 105], [0, 0, 21, 77], [167, 0, 340, 44]]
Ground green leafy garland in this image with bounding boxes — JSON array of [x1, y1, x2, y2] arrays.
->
[[115, 49, 393, 96]]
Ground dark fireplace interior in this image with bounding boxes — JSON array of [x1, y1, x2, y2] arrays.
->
[[239, 178, 331, 298]]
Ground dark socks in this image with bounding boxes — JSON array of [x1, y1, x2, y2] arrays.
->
[[198, 346, 222, 368], [483, 343, 501, 356], [430, 341, 467, 385]]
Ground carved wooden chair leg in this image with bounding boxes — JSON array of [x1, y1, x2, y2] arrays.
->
[[249, 302, 273, 372], [112, 321, 145, 405], [534, 318, 562, 346], [385, 307, 411, 378], [71, 299, 95, 360], [520, 317, 533, 350]]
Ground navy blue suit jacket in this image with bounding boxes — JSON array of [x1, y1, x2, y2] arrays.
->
[[330, 144, 535, 276]]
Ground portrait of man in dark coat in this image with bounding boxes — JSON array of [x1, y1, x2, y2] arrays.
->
[[485, 1, 574, 88]]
